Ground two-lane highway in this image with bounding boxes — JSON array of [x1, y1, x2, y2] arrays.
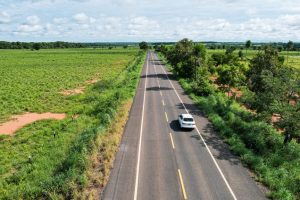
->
[[102, 52, 267, 200]]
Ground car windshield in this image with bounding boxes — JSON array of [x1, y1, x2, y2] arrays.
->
[[184, 118, 194, 122]]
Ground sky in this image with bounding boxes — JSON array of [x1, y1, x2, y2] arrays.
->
[[0, 0, 300, 42]]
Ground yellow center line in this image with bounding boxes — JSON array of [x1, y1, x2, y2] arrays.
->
[[169, 133, 175, 149], [178, 169, 188, 200], [165, 112, 168, 122]]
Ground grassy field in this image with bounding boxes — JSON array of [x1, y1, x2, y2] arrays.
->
[[207, 49, 300, 69], [0, 48, 138, 122], [0, 48, 145, 199]]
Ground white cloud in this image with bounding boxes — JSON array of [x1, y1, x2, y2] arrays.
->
[[15, 15, 43, 35], [26, 15, 40, 25], [53, 17, 68, 24], [73, 13, 95, 24], [97, 17, 121, 32], [17, 24, 43, 32], [0, 11, 11, 24], [2, 0, 300, 41], [128, 16, 160, 36]]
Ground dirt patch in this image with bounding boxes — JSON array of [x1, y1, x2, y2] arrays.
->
[[227, 88, 243, 98], [0, 112, 66, 135], [271, 113, 281, 123], [85, 79, 99, 84], [59, 87, 85, 96], [60, 79, 99, 96]]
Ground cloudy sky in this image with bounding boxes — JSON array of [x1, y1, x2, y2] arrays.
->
[[0, 0, 300, 42]]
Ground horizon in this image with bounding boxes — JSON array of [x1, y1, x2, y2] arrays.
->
[[1, 40, 300, 44]]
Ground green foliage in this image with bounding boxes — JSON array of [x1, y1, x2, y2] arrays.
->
[[163, 38, 209, 80], [0, 48, 138, 121], [245, 40, 252, 49], [139, 41, 148, 50], [184, 87, 300, 199], [0, 49, 145, 199], [216, 64, 245, 89], [160, 40, 300, 199], [32, 43, 41, 50]]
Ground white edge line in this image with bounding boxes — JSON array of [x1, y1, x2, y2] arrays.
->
[[165, 112, 169, 122], [158, 55, 238, 200], [133, 52, 148, 200]]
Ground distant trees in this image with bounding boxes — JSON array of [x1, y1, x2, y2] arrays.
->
[[33, 43, 41, 50], [139, 41, 148, 50], [0, 41, 86, 49], [287, 40, 294, 63], [245, 40, 252, 59]]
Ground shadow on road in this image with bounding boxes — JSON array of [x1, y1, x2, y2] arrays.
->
[[174, 101, 240, 165], [146, 86, 173, 91], [170, 120, 194, 133], [140, 74, 168, 80], [150, 60, 162, 65], [189, 121, 240, 165]]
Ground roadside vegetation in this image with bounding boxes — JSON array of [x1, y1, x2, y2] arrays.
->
[[157, 39, 300, 199], [0, 48, 145, 199]]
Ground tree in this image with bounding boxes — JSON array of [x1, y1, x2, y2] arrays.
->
[[247, 46, 283, 94], [287, 40, 294, 63], [166, 38, 194, 78], [139, 41, 148, 50], [33, 43, 41, 50], [238, 50, 244, 60], [245, 40, 252, 59], [216, 64, 245, 97], [192, 44, 207, 79]]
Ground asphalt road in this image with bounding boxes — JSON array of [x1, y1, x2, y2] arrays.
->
[[102, 52, 267, 200]]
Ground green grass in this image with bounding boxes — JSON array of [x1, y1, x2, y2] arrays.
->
[[0, 48, 138, 122], [0, 48, 145, 199]]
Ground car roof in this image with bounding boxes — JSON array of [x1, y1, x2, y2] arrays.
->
[[181, 114, 193, 118]]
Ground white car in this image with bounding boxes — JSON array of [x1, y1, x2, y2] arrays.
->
[[178, 114, 196, 129]]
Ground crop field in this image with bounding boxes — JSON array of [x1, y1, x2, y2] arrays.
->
[[0, 48, 138, 122], [0, 48, 144, 199]]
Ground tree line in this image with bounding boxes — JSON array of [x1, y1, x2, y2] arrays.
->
[[158, 38, 300, 198], [0, 41, 86, 50], [158, 38, 300, 143]]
